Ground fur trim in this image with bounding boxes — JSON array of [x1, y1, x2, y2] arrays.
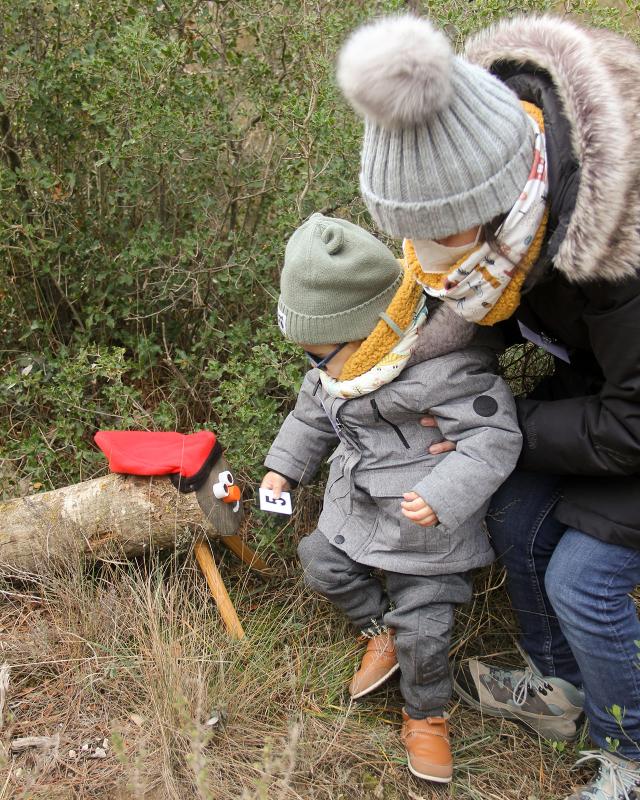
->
[[337, 15, 453, 129], [465, 15, 640, 283]]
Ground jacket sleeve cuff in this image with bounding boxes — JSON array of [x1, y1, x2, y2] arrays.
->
[[411, 475, 461, 532], [264, 453, 307, 486]]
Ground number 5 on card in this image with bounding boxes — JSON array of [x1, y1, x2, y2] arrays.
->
[[259, 488, 293, 515]]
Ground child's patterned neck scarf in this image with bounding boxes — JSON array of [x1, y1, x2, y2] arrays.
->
[[319, 290, 428, 399], [407, 102, 549, 326]]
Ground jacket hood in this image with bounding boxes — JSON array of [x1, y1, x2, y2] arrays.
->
[[465, 15, 640, 283], [407, 299, 477, 368]]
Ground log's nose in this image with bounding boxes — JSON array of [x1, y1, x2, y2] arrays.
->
[[222, 485, 241, 504]]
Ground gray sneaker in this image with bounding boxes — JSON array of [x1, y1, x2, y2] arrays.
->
[[565, 750, 640, 799], [454, 647, 585, 741]]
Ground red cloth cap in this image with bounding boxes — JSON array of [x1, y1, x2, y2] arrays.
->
[[94, 430, 220, 480]]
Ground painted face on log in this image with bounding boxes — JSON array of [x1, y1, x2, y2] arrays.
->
[[195, 454, 244, 537]]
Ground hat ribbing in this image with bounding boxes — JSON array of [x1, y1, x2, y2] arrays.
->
[[337, 15, 535, 239]]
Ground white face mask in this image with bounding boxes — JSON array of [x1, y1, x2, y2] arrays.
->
[[412, 229, 482, 273]]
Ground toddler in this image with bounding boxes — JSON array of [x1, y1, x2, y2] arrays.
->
[[261, 213, 522, 783]]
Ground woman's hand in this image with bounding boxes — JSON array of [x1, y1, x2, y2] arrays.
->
[[420, 415, 456, 455], [261, 471, 291, 499], [401, 492, 439, 527]]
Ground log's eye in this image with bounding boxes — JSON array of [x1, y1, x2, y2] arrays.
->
[[220, 470, 234, 485]]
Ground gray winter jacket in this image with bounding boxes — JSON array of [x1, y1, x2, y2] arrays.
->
[[265, 344, 523, 576]]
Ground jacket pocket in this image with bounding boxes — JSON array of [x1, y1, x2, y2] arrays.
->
[[370, 399, 410, 449], [366, 469, 449, 555], [325, 458, 351, 512]]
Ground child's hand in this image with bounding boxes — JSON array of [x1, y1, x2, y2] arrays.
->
[[420, 414, 456, 455], [401, 492, 439, 527], [261, 471, 291, 499]]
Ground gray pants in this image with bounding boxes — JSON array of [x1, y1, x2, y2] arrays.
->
[[298, 529, 473, 718]]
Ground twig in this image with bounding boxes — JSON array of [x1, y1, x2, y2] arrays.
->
[[0, 663, 9, 731], [10, 734, 59, 753]]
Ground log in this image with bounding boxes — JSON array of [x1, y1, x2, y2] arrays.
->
[[0, 473, 210, 573], [0, 457, 272, 636]]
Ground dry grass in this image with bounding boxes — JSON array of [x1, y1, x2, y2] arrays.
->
[[0, 535, 596, 800]]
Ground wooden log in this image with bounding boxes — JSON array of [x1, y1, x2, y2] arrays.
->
[[0, 462, 274, 637], [0, 473, 211, 573]]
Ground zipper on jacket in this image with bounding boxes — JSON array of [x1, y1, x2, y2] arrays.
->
[[370, 399, 410, 449], [335, 405, 353, 441], [317, 384, 348, 442]]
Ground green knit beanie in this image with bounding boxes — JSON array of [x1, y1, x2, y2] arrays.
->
[[278, 213, 403, 345]]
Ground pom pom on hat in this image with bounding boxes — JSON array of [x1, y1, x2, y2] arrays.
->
[[337, 14, 453, 129], [336, 13, 534, 239]]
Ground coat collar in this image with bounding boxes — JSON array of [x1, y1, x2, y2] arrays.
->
[[465, 15, 640, 284]]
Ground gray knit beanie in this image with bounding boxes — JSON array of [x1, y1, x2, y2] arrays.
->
[[337, 15, 535, 240], [278, 213, 403, 345]]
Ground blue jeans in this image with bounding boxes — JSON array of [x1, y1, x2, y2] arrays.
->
[[488, 471, 640, 759]]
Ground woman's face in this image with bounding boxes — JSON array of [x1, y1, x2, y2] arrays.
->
[[301, 341, 363, 379], [435, 226, 482, 247]]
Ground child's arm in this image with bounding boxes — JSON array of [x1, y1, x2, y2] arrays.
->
[[409, 349, 523, 531], [264, 370, 339, 488]]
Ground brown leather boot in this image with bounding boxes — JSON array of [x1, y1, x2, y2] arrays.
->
[[400, 709, 452, 783], [348, 629, 399, 699]]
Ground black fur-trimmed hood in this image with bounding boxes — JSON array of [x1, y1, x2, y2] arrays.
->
[[465, 15, 640, 283]]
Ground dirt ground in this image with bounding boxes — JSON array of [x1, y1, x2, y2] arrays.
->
[[0, 542, 599, 800]]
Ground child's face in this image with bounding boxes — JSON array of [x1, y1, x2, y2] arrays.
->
[[302, 341, 362, 379]]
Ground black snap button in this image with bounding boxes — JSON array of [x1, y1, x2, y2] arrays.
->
[[334, 535, 345, 545], [473, 395, 498, 417]]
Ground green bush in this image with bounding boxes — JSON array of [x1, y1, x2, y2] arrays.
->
[[0, 0, 383, 489], [1, 0, 636, 513]]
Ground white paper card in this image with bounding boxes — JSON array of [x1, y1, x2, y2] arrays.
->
[[259, 488, 292, 515]]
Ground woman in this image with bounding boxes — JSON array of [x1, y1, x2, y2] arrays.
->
[[337, 13, 640, 800]]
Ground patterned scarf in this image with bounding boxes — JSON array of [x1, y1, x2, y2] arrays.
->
[[319, 103, 548, 396], [319, 291, 428, 399], [409, 102, 549, 325]]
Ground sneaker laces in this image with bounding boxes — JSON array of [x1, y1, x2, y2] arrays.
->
[[511, 667, 552, 707], [573, 750, 640, 800]]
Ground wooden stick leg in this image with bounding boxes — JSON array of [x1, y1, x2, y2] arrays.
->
[[194, 540, 245, 639], [220, 534, 275, 577]]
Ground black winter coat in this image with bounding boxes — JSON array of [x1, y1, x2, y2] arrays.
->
[[466, 18, 640, 548]]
